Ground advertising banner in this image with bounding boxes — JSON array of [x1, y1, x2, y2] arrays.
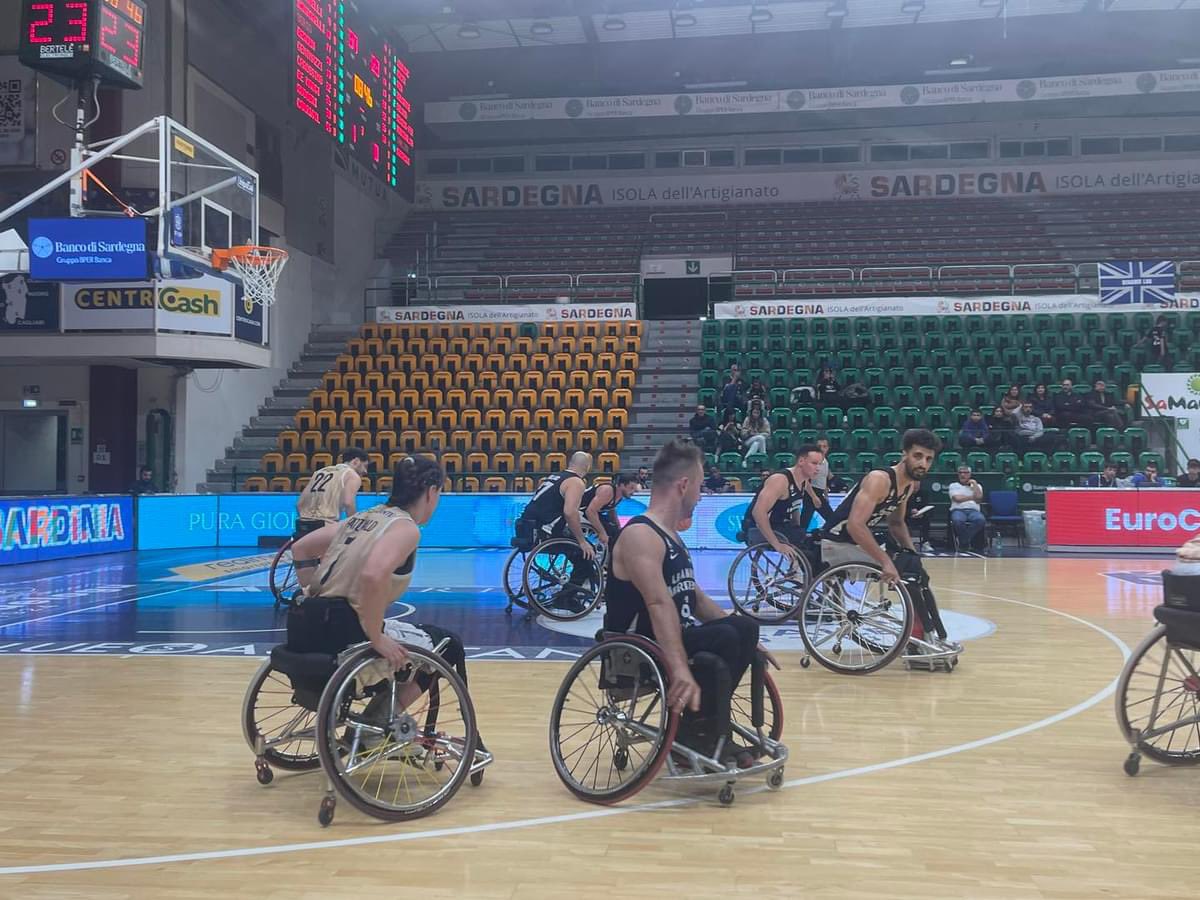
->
[[714, 293, 1200, 320], [0, 272, 59, 331], [418, 158, 1200, 211], [60, 274, 235, 334], [28, 217, 149, 281], [1046, 488, 1200, 551], [427, 67, 1200, 124], [375, 302, 637, 324], [0, 495, 133, 565], [1140, 373, 1200, 462], [233, 284, 267, 345], [0, 56, 36, 167]]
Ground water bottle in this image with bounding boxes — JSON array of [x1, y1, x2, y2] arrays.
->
[[992, 529, 1003, 556]]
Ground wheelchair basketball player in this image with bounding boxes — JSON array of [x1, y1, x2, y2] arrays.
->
[[582, 471, 640, 547], [295, 448, 369, 537], [739, 443, 825, 572]]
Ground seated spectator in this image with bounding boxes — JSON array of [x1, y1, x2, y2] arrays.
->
[[703, 464, 733, 494], [1013, 400, 1055, 450], [815, 367, 841, 409], [719, 370, 746, 419], [130, 466, 156, 495], [741, 400, 771, 462], [1130, 461, 1163, 488], [717, 410, 743, 455], [1115, 463, 1134, 487], [1086, 461, 1120, 488], [747, 376, 767, 403], [1053, 378, 1091, 427], [689, 404, 718, 453], [1083, 380, 1124, 430], [948, 466, 987, 551], [1178, 459, 1200, 488], [999, 384, 1023, 420], [958, 408, 994, 450], [988, 406, 1015, 447], [1136, 314, 1173, 369], [636, 466, 651, 490], [1031, 383, 1056, 427]]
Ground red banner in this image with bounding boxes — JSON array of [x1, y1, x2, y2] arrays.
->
[[1046, 488, 1200, 549]]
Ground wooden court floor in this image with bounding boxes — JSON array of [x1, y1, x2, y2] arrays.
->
[[1, 556, 1197, 899]]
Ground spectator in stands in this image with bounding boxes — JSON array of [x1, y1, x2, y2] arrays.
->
[[741, 400, 771, 462], [1131, 461, 1163, 488], [957, 409, 994, 451], [790, 382, 816, 408], [948, 466, 987, 551], [689, 404, 718, 453], [636, 466, 651, 490], [988, 406, 1015, 447], [1178, 459, 1200, 487], [130, 466, 156, 495], [703, 464, 733, 494], [747, 376, 767, 403], [720, 367, 747, 418], [1013, 400, 1054, 451], [1137, 314, 1173, 369], [999, 384, 1023, 420], [717, 410, 743, 455], [758, 467, 772, 489], [815, 367, 841, 410], [1031, 383, 1057, 427], [1115, 462, 1134, 487], [1083, 380, 1124, 430], [1053, 378, 1090, 427], [1086, 461, 1120, 488]]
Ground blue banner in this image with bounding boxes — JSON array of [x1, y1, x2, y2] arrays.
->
[[28, 217, 149, 282], [0, 496, 134, 565]]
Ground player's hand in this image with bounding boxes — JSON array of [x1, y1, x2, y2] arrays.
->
[[775, 543, 801, 567], [758, 644, 781, 670], [579, 541, 597, 561], [597, 532, 610, 548], [667, 665, 702, 713], [372, 634, 410, 670], [880, 559, 901, 586]]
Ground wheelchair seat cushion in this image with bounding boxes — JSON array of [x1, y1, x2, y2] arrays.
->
[[1153, 604, 1200, 650], [270, 645, 338, 711]]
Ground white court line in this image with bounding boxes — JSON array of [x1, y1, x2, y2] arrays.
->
[[0, 589, 1132, 877], [136, 629, 285, 635]]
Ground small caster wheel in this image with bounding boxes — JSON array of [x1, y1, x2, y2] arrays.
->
[[471, 771, 484, 787], [767, 769, 784, 791], [434, 759, 445, 772], [318, 796, 336, 827], [800, 656, 811, 669], [255, 760, 273, 785], [504, 604, 513, 616], [718, 785, 735, 806], [832, 643, 842, 656], [614, 748, 629, 772], [1124, 753, 1140, 777]]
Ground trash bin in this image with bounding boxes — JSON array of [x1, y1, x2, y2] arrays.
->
[[1023, 509, 1047, 547]]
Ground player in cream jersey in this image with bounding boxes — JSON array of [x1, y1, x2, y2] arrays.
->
[[295, 448, 369, 536]]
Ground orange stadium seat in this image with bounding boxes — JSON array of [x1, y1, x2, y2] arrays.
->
[[388, 452, 407, 470], [426, 430, 447, 451], [352, 389, 373, 413], [601, 336, 620, 355], [309, 389, 330, 411], [484, 409, 506, 432], [530, 353, 551, 373], [493, 454, 515, 474], [322, 372, 342, 392], [602, 429, 625, 452], [516, 388, 538, 410], [576, 353, 596, 372], [609, 409, 629, 430], [469, 388, 491, 410], [352, 355, 372, 377], [532, 409, 554, 430], [296, 410, 317, 432], [441, 453, 463, 475], [559, 409, 581, 430], [460, 476, 481, 493], [284, 452, 307, 474], [334, 354, 354, 374], [387, 409, 410, 432], [435, 410, 458, 432], [596, 355, 617, 375], [527, 430, 548, 453], [552, 352, 573, 372], [582, 409, 604, 431], [500, 430, 523, 453], [294, 475, 311, 493], [364, 338, 383, 357], [545, 452, 567, 471], [423, 388, 445, 410], [300, 431, 323, 454], [509, 409, 532, 432], [400, 431, 421, 453], [315, 410, 337, 431], [525, 370, 546, 391], [368, 453, 384, 473], [477, 431, 498, 453], [512, 476, 534, 492], [564, 388, 585, 409], [376, 476, 392, 495], [278, 429, 299, 453], [245, 476, 269, 492], [551, 430, 573, 452], [449, 337, 468, 356], [619, 352, 638, 371], [376, 431, 396, 457], [535, 337, 555, 355], [446, 388, 468, 411], [450, 430, 472, 453], [412, 410, 434, 431], [518, 452, 541, 473], [347, 338, 366, 356], [597, 452, 620, 473], [579, 337, 598, 355], [612, 388, 633, 407], [578, 430, 599, 453], [465, 353, 485, 375], [587, 389, 608, 408], [477, 371, 499, 391], [326, 432, 348, 456], [364, 410, 385, 432], [364, 372, 385, 393], [493, 389, 514, 411], [542, 388, 563, 410], [350, 430, 371, 451], [487, 353, 508, 372], [398, 388, 420, 412], [263, 452, 284, 473], [615, 370, 636, 391], [360, 324, 381, 341], [432, 371, 453, 392], [467, 452, 489, 473], [376, 357, 396, 379], [542, 370, 564, 392], [514, 337, 534, 355], [375, 390, 397, 414], [339, 410, 362, 432], [461, 409, 483, 431], [428, 338, 448, 357], [409, 371, 431, 392], [329, 389, 350, 412]]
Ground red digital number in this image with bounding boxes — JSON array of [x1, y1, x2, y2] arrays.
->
[[121, 18, 141, 67], [65, 2, 89, 42], [28, 2, 54, 44], [369, 54, 381, 78], [346, 27, 358, 54], [100, 6, 118, 52]]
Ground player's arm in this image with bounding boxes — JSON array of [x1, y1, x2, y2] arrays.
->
[[355, 519, 421, 669], [752, 474, 798, 559], [291, 523, 339, 591], [560, 478, 595, 559], [341, 470, 362, 519], [886, 494, 918, 555], [619, 524, 701, 712], [585, 484, 614, 545], [845, 471, 900, 580]]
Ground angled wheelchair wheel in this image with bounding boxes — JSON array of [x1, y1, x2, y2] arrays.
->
[[502, 548, 528, 609], [316, 644, 478, 822], [241, 659, 321, 771], [269, 538, 299, 610], [726, 542, 811, 623], [522, 537, 605, 622], [549, 637, 679, 804], [799, 563, 914, 675], [1115, 625, 1200, 767]]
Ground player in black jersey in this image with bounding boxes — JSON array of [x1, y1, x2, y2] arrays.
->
[[740, 444, 825, 567], [605, 439, 778, 763], [514, 452, 596, 608], [581, 472, 639, 548]]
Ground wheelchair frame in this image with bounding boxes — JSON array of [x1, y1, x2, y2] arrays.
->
[[726, 538, 814, 624], [504, 523, 607, 622], [268, 536, 299, 611]]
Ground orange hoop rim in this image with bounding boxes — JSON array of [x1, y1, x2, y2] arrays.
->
[[211, 245, 289, 271]]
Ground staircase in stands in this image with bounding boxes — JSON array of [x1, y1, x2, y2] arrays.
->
[[202, 324, 360, 493], [621, 319, 703, 472]]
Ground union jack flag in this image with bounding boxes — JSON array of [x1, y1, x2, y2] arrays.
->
[[1098, 260, 1176, 305]]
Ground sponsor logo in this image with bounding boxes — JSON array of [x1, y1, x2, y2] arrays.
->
[[674, 95, 693, 115], [158, 286, 220, 316], [565, 98, 584, 118], [833, 173, 860, 200], [1017, 79, 1037, 100], [73, 286, 154, 310], [1104, 508, 1200, 532], [1137, 72, 1157, 93], [31, 237, 53, 259], [440, 183, 604, 209], [786, 90, 806, 110], [1, 502, 126, 551], [951, 299, 1033, 313], [900, 86, 920, 105], [870, 171, 1047, 198], [459, 101, 478, 121], [715, 503, 751, 543]]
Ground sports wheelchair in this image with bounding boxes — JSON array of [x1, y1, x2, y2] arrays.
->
[[1117, 569, 1200, 777], [726, 530, 819, 624], [548, 631, 787, 806], [242, 637, 492, 826], [268, 537, 299, 610], [502, 521, 606, 622], [797, 551, 961, 675]]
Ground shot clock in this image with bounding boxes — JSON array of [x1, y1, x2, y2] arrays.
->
[[18, 0, 146, 89]]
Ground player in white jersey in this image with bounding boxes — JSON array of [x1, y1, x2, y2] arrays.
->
[[295, 448, 369, 536]]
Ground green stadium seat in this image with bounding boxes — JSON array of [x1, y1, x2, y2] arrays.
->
[[846, 407, 870, 429], [698, 388, 717, 407], [1011, 365, 1033, 387], [766, 318, 787, 336], [699, 370, 720, 390], [869, 386, 890, 407], [994, 451, 1020, 473], [961, 366, 984, 388], [848, 429, 874, 453], [935, 366, 957, 389], [917, 386, 939, 408], [887, 367, 908, 388], [769, 407, 791, 430], [700, 352, 720, 370], [768, 387, 790, 408], [943, 385, 967, 409], [1109, 451, 1133, 471], [1033, 365, 1056, 387], [721, 336, 740, 354], [702, 320, 722, 339], [821, 408, 843, 430], [828, 452, 851, 472], [898, 316, 920, 335], [771, 429, 793, 453], [926, 406, 949, 430], [702, 334, 720, 353], [864, 367, 887, 388], [946, 333, 969, 354], [933, 428, 954, 450], [1060, 364, 1082, 383], [840, 367, 862, 386], [859, 349, 881, 368], [795, 407, 819, 429], [797, 428, 819, 446], [745, 453, 769, 472], [967, 385, 990, 408], [936, 451, 962, 473], [789, 318, 807, 336], [1079, 451, 1105, 472], [854, 452, 880, 473], [1048, 346, 1071, 369], [772, 452, 794, 470], [877, 428, 901, 451], [1063, 329, 1085, 351], [1122, 427, 1148, 456], [1022, 452, 1049, 473], [1052, 452, 1078, 473], [950, 405, 972, 425], [898, 406, 922, 430], [724, 320, 743, 338], [976, 347, 1000, 369], [985, 366, 1007, 389], [883, 451, 903, 466], [966, 451, 991, 473], [1000, 347, 1023, 369], [768, 370, 790, 391], [788, 335, 807, 354], [854, 318, 874, 337], [746, 320, 765, 338], [719, 452, 744, 471], [1066, 428, 1092, 454], [881, 349, 904, 370], [894, 386, 916, 407], [824, 429, 847, 451], [1094, 427, 1119, 455], [914, 366, 935, 388], [704, 453, 718, 469], [872, 407, 897, 430], [1138, 452, 1163, 471]]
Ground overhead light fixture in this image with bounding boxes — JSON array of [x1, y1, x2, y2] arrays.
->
[[530, 21, 553, 36], [749, 6, 773, 24], [22, 399, 38, 408], [949, 54, 975, 67], [826, 3, 848, 19], [458, 22, 480, 39], [901, 0, 925, 13], [674, 12, 698, 27], [979, 0, 1004, 8], [602, 16, 626, 31], [925, 66, 991, 75], [1179, 57, 1200, 65], [685, 80, 749, 90]]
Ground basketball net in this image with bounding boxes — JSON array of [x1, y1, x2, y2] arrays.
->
[[212, 246, 289, 307]]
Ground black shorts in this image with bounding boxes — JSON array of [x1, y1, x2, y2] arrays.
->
[[294, 518, 329, 540]]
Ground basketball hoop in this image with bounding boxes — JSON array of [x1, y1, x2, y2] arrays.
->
[[212, 245, 289, 307]]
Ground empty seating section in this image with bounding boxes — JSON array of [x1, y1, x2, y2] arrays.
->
[[699, 311, 1200, 478], [260, 321, 641, 491], [386, 193, 1200, 304]]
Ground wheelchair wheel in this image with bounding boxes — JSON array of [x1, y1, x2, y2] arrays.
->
[[726, 542, 811, 623], [549, 636, 679, 804], [269, 538, 298, 610], [241, 659, 321, 771], [502, 548, 528, 609], [1115, 625, 1200, 766], [316, 644, 479, 822], [799, 563, 914, 675], [522, 537, 605, 622]]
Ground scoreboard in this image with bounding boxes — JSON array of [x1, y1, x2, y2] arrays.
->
[[294, 0, 414, 195], [18, 0, 146, 89]]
